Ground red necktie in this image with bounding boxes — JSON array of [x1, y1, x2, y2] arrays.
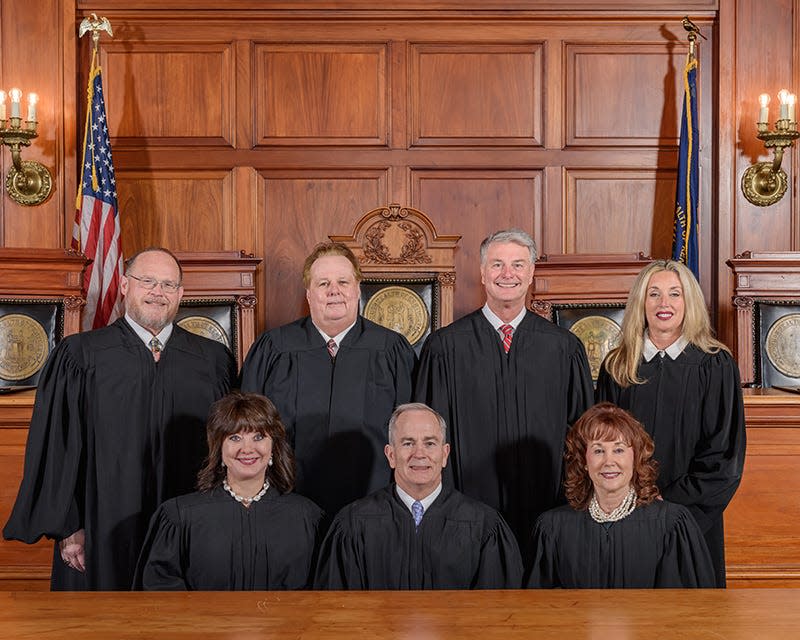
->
[[500, 324, 513, 353], [327, 338, 338, 359]]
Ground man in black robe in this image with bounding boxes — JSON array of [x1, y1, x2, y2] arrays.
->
[[3, 248, 236, 590], [315, 403, 522, 589], [414, 229, 594, 552], [240, 242, 416, 520]]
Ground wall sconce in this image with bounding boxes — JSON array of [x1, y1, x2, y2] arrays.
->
[[741, 89, 799, 207], [0, 88, 53, 206]]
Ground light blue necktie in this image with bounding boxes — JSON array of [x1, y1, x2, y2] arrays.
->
[[412, 500, 424, 529]]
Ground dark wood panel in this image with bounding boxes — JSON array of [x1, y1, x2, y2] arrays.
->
[[734, 0, 797, 252], [565, 168, 676, 255], [0, 392, 52, 590], [410, 44, 543, 146], [567, 43, 686, 146], [256, 44, 388, 146], [261, 171, 389, 329], [0, 0, 70, 248], [102, 44, 234, 144], [412, 170, 542, 319], [116, 171, 233, 253]]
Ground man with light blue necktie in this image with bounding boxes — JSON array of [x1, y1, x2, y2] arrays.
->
[[314, 403, 522, 590]]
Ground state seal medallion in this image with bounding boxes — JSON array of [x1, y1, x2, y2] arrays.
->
[[0, 314, 50, 381], [363, 286, 429, 346]]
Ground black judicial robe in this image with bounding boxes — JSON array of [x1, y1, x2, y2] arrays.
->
[[314, 485, 523, 589], [595, 345, 746, 587], [413, 310, 594, 547], [525, 501, 716, 588], [133, 487, 323, 590], [239, 316, 416, 519], [3, 319, 236, 591]]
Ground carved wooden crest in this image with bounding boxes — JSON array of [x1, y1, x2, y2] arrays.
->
[[330, 204, 461, 327]]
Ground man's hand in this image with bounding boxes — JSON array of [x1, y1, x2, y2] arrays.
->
[[59, 529, 86, 573]]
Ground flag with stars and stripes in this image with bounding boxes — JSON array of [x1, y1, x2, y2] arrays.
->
[[71, 49, 124, 329]]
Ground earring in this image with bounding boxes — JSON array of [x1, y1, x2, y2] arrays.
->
[[268, 457, 273, 467], [221, 461, 226, 468]]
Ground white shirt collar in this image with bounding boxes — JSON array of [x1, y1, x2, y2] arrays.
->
[[313, 319, 356, 348], [125, 314, 173, 348], [395, 482, 443, 514], [481, 303, 526, 333], [642, 330, 689, 361]]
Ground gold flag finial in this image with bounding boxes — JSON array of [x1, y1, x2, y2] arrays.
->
[[78, 14, 113, 50], [681, 16, 706, 59]]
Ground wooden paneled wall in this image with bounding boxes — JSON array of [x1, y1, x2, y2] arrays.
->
[[83, 9, 715, 333], [0, 1, 797, 337]]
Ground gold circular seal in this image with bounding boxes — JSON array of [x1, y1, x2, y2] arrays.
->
[[569, 315, 622, 380], [363, 286, 429, 346], [765, 314, 800, 378], [0, 314, 50, 381], [177, 316, 231, 349]]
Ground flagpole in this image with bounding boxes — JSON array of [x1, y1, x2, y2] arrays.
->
[[671, 17, 703, 281], [74, 15, 124, 330]]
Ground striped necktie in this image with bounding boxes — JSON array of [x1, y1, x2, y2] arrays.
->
[[327, 338, 338, 359], [500, 324, 513, 353], [149, 337, 162, 362]]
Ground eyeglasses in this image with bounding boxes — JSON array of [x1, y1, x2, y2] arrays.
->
[[127, 274, 181, 293]]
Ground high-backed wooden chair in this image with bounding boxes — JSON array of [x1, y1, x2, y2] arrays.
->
[[330, 204, 460, 353], [527, 252, 652, 381], [727, 251, 800, 388], [173, 250, 261, 367]]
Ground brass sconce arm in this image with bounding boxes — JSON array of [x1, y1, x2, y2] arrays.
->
[[742, 92, 798, 207], [0, 92, 53, 206]]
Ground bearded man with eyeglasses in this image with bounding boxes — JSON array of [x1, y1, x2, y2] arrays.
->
[[4, 247, 237, 590]]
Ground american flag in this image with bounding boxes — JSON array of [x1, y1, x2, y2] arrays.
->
[[71, 50, 124, 329]]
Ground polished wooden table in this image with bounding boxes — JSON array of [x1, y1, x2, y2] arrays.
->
[[2, 589, 799, 639]]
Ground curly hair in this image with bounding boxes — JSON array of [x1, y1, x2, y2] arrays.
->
[[563, 402, 660, 510], [197, 391, 295, 494], [602, 259, 730, 387], [301, 241, 363, 288]]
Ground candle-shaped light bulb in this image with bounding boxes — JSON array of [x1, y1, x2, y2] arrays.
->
[[0, 90, 6, 121], [758, 93, 770, 124], [788, 93, 797, 123], [9, 87, 21, 119], [27, 93, 38, 122], [778, 89, 790, 120]]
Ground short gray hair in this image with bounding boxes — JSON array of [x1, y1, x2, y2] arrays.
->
[[387, 403, 447, 444], [479, 229, 537, 264]]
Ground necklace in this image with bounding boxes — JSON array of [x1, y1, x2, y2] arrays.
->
[[589, 486, 637, 523], [223, 478, 269, 505]]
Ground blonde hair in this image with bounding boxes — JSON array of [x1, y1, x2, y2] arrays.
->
[[602, 260, 730, 386]]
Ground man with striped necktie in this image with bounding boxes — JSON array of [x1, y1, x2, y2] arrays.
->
[[5, 247, 236, 590], [414, 229, 593, 558], [241, 242, 416, 525]]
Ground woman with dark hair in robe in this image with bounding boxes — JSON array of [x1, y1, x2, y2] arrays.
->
[[526, 402, 715, 588], [596, 259, 746, 587], [134, 392, 322, 590]]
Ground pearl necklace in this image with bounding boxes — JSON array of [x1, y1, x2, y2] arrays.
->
[[223, 478, 269, 505], [588, 486, 637, 523]]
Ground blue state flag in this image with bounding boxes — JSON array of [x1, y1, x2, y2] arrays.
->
[[671, 54, 699, 280]]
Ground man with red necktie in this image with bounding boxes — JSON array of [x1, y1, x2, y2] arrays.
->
[[414, 229, 593, 557]]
